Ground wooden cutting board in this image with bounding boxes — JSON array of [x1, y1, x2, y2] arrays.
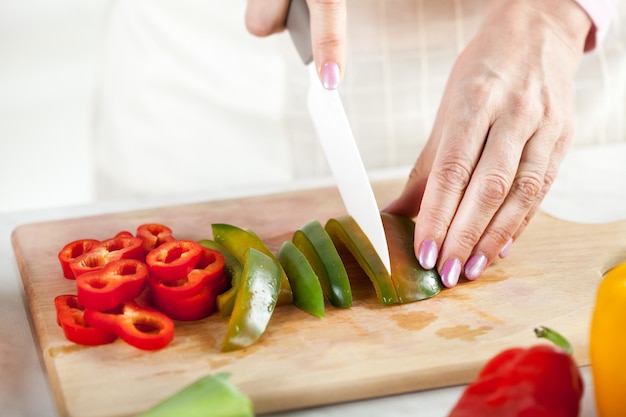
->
[[11, 179, 626, 417]]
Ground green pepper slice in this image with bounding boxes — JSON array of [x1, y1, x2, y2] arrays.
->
[[292, 219, 351, 308], [198, 239, 243, 317], [137, 373, 253, 417], [212, 223, 292, 306], [222, 248, 281, 352], [325, 215, 398, 305], [277, 241, 325, 318], [381, 213, 442, 302]]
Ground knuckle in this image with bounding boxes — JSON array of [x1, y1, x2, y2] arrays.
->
[[451, 228, 482, 251], [512, 173, 543, 206], [478, 173, 510, 207], [433, 160, 472, 193]]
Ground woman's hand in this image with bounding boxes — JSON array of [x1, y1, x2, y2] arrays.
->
[[245, 0, 347, 89], [384, 0, 592, 287]]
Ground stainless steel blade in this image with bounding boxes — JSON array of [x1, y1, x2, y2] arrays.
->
[[286, 0, 391, 274]]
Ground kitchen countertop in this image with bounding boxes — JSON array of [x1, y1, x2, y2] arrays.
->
[[1, 143, 625, 417]]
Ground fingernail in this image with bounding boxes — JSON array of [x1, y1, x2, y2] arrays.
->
[[464, 254, 487, 281], [418, 239, 438, 270], [499, 238, 513, 258], [441, 258, 461, 288], [320, 62, 340, 90]]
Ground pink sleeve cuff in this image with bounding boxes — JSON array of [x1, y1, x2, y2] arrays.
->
[[574, 0, 618, 51]]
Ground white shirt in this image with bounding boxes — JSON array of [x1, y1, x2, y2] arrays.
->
[[93, 0, 626, 199]]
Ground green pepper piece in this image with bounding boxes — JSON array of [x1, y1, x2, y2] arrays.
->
[[137, 373, 253, 417], [198, 239, 243, 317], [222, 248, 281, 352], [292, 220, 351, 308], [277, 241, 325, 318], [381, 213, 442, 302], [325, 215, 398, 305], [212, 223, 292, 306]]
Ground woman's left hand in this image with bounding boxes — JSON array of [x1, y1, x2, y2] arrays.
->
[[384, 0, 592, 288]]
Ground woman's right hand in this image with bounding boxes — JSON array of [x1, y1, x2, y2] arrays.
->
[[245, 0, 347, 90]]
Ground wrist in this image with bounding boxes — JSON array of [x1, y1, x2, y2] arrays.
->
[[485, 0, 592, 54]]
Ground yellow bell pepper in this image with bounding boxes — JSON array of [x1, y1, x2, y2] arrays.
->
[[590, 262, 626, 417]]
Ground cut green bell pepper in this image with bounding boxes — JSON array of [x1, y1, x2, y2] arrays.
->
[[222, 248, 281, 352], [381, 213, 442, 302], [292, 219, 351, 308], [277, 241, 325, 318], [137, 373, 253, 417], [211, 223, 292, 306], [198, 239, 243, 317], [325, 215, 398, 305]]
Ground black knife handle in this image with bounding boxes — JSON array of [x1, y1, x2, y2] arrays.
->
[[286, 0, 313, 65]]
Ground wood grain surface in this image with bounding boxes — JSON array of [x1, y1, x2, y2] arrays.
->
[[11, 179, 626, 417]]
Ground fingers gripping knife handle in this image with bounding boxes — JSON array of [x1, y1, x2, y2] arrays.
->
[[286, 0, 313, 65]]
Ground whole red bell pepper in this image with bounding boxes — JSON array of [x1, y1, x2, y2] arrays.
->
[[57, 239, 100, 279], [136, 223, 175, 253], [148, 247, 227, 321], [70, 236, 144, 278], [145, 240, 203, 282], [76, 259, 148, 311], [447, 326, 583, 417], [54, 295, 117, 346], [84, 300, 174, 351]]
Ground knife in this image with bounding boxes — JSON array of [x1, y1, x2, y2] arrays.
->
[[285, 0, 391, 275]]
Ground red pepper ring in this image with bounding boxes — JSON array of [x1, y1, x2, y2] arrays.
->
[[84, 301, 174, 351], [70, 236, 145, 278], [146, 240, 204, 282], [137, 223, 175, 253], [76, 259, 148, 311], [151, 284, 217, 321], [54, 295, 117, 346], [58, 239, 100, 279], [148, 247, 226, 300]]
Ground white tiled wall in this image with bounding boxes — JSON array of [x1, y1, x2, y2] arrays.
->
[[0, 0, 108, 213]]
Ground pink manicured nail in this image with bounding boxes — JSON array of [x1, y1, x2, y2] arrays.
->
[[418, 239, 438, 270], [499, 238, 513, 258], [321, 62, 340, 90], [441, 258, 461, 288], [464, 254, 487, 281]]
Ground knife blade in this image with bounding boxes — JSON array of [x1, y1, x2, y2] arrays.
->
[[286, 0, 391, 275]]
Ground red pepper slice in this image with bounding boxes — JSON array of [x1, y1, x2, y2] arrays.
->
[[149, 247, 227, 321], [84, 301, 174, 351], [76, 259, 148, 311], [57, 239, 100, 279], [54, 295, 117, 346], [137, 223, 175, 253], [70, 236, 144, 278], [151, 284, 216, 321], [115, 230, 134, 238], [145, 240, 203, 282]]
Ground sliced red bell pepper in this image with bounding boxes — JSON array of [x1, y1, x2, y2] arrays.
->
[[69, 236, 144, 278], [148, 247, 226, 300], [57, 239, 100, 279], [84, 300, 174, 351], [151, 284, 216, 321], [76, 259, 148, 311], [115, 230, 134, 238], [145, 240, 203, 282], [149, 247, 227, 321], [54, 295, 117, 346], [136, 223, 175, 253]]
